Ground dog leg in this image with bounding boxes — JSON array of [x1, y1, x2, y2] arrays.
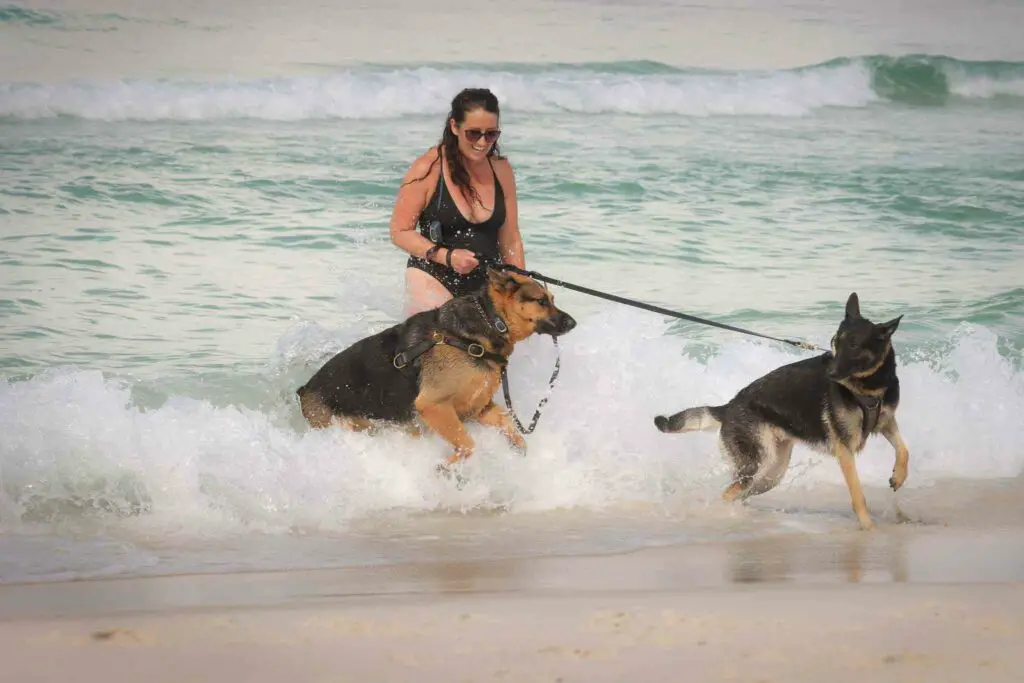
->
[[475, 401, 526, 453], [723, 438, 793, 501], [298, 392, 374, 433], [722, 480, 751, 502], [414, 396, 474, 465], [835, 444, 875, 531], [880, 417, 910, 491], [720, 430, 761, 503], [746, 438, 794, 497], [298, 391, 335, 429], [401, 422, 424, 439], [339, 416, 374, 432]]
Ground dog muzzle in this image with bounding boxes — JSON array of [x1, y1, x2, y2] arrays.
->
[[537, 312, 577, 337]]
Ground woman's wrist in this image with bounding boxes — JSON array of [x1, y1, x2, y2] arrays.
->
[[423, 244, 442, 263]]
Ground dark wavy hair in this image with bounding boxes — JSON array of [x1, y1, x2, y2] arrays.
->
[[407, 88, 503, 207]]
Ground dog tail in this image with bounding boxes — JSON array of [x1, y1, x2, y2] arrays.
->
[[654, 405, 724, 434]]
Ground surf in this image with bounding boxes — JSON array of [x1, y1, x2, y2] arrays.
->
[[1, 311, 1021, 537], [2, 54, 1022, 121]]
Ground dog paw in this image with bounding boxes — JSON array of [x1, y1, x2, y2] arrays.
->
[[435, 463, 468, 489], [858, 518, 877, 532], [508, 432, 527, 455], [889, 469, 907, 491]]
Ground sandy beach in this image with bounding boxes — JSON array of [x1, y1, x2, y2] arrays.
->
[[3, 501, 1023, 683], [2, 584, 1022, 683]]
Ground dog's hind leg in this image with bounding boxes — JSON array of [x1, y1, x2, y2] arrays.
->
[[880, 416, 910, 491], [298, 391, 335, 429], [414, 395, 474, 465], [338, 416, 374, 433], [745, 436, 794, 497], [401, 422, 424, 439], [721, 430, 794, 502], [719, 426, 763, 503], [835, 443, 875, 531]]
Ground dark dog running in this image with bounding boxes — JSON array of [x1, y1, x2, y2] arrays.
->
[[296, 267, 576, 470], [654, 293, 908, 530]]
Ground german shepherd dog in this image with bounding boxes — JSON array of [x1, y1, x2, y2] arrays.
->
[[654, 293, 908, 530], [296, 267, 576, 471]]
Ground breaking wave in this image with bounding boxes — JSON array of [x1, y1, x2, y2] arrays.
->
[[2, 314, 1021, 533], [2, 54, 1021, 121]]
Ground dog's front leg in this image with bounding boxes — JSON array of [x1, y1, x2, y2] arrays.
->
[[880, 417, 910, 491], [414, 395, 474, 465], [834, 443, 876, 531], [475, 401, 526, 454]]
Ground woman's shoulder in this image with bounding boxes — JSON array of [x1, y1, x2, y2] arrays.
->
[[490, 155, 516, 186], [403, 145, 443, 184]]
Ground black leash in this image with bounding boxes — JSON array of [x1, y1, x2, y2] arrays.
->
[[498, 264, 826, 353], [417, 262, 824, 438]]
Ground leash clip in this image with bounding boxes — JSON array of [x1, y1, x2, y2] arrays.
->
[[392, 353, 408, 369], [467, 343, 485, 358], [432, 332, 445, 344]]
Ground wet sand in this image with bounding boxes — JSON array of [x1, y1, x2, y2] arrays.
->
[[2, 516, 1023, 682]]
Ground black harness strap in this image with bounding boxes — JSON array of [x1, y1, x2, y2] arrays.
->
[[851, 393, 883, 438], [392, 331, 506, 370]]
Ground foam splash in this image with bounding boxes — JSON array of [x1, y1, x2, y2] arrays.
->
[[2, 55, 1021, 121], [1, 310, 1021, 534]]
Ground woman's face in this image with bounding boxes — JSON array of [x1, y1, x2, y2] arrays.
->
[[451, 108, 501, 163]]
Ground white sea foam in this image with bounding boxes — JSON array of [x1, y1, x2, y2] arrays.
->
[[2, 311, 1021, 537], [6, 55, 1021, 122], [0, 62, 880, 120]]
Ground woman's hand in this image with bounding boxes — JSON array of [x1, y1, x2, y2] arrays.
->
[[448, 249, 479, 275]]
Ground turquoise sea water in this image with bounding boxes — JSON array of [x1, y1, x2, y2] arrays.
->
[[1, 1, 1023, 583]]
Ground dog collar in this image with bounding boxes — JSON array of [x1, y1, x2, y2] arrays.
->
[[476, 296, 508, 336]]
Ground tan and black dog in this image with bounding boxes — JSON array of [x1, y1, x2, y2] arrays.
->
[[655, 292, 908, 530], [296, 267, 576, 470]]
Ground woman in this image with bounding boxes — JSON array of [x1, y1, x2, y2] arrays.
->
[[390, 88, 526, 316]]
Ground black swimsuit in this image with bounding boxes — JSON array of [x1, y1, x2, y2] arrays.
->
[[406, 153, 506, 298]]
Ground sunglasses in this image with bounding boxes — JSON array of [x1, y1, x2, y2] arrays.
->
[[462, 128, 501, 144]]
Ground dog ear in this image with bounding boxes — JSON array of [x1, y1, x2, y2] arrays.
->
[[486, 266, 519, 293], [876, 315, 903, 340], [844, 292, 861, 320]]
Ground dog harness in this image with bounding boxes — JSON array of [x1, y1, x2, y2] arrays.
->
[[851, 393, 882, 438], [392, 330, 507, 369], [392, 297, 510, 370], [389, 294, 560, 435]]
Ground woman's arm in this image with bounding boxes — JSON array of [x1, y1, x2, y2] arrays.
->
[[494, 158, 525, 269], [389, 148, 449, 264]]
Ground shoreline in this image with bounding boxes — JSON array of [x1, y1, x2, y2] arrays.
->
[[2, 538, 1022, 682], [3, 522, 1022, 619], [2, 486, 1021, 682]]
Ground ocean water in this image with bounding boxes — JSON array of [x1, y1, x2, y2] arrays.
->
[[1, 0, 1023, 584]]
